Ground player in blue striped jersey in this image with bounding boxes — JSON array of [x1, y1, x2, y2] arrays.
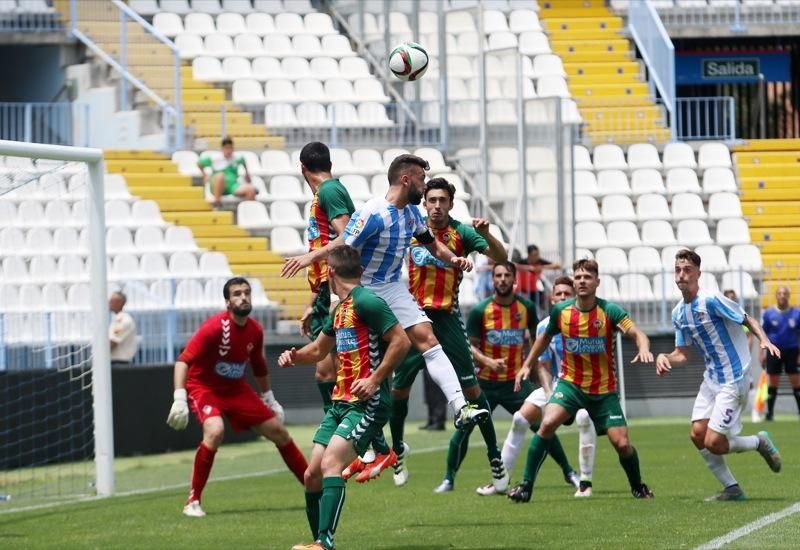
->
[[656, 249, 783, 501]]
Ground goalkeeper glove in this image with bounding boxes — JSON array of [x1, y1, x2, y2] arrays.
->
[[261, 390, 285, 424], [166, 389, 189, 430]]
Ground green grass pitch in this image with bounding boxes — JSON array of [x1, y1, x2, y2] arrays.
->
[[1, 418, 798, 549]]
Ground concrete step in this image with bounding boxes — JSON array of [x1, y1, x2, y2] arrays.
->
[[189, 225, 251, 238], [550, 39, 631, 55], [742, 201, 800, 215], [195, 237, 268, 251], [127, 186, 205, 200], [152, 199, 211, 211], [733, 139, 800, 152], [751, 227, 800, 241], [741, 190, 800, 201], [106, 159, 177, 173], [118, 174, 193, 187], [543, 16, 624, 31], [746, 214, 800, 227], [162, 210, 233, 225], [564, 61, 641, 77], [103, 150, 169, 161]]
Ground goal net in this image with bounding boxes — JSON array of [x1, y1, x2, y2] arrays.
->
[[0, 140, 112, 509]]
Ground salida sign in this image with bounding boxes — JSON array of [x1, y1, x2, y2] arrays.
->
[[702, 58, 759, 80]]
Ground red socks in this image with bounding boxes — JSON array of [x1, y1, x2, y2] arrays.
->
[[278, 439, 308, 484], [189, 442, 217, 503]]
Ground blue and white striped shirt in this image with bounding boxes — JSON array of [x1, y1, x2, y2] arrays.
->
[[343, 197, 431, 285], [536, 316, 563, 380], [672, 289, 750, 384]]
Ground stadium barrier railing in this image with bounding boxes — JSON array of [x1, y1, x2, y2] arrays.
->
[[0, 8, 63, 32], [68, 0, 184, 150], [676, 96, 737, 143], [658, 2, 800, 29], [0, 102, 89, 147], [628, 0, 676, 140]]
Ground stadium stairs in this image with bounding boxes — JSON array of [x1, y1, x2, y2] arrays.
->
[[733, 139, 800, 307], [103, 150, 306, 319], [54, 0, 284, 151], [538, 0, 671, 145]]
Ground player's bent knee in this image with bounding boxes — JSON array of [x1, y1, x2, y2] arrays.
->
[[519, 404, 540, 425], [463, 384, 480, 400], [320, 453, 347, 477], [575, 409, 591, 428], [392, 387, 411, 400], [202, 418, 225, 447], [512, 410, 530, 430], [304, 466, 322, 488]]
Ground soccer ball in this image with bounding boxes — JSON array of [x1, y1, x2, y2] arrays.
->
[[388, 42, 429, 81]]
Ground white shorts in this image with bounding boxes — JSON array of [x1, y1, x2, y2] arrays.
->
[[525, 387, 548, 409], [364, 281, 430, 329], [691, 376, 750, 436]]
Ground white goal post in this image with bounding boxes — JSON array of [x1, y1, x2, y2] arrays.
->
[[0, 139, 114, 498]]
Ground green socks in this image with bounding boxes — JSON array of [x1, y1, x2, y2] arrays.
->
[[317, 381, 336, 413], [547, 435, 574, 477], [619, 447, 642, 489], [473, 392, 501, 461], [318, 477, 346, 550], [445, 425, 474, 482], [372, 431, 391, 455], [522, 434, 553, 484], [390, 398, 409, 454], [304, 490, 322, 540]]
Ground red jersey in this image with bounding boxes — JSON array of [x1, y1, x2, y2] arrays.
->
[[179, 312, 268, 394]]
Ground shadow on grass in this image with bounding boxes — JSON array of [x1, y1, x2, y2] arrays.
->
[[211, 505, 305, 515]]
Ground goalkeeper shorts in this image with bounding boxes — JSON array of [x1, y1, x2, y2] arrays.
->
[[187, 382, 274, 431]]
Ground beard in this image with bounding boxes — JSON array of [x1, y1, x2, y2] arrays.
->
[[408, 186, 423, 205], [494, 285, 513, 297], [232, 303, 252, 317]]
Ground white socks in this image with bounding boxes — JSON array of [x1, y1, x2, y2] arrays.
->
[[728, 435, 759, 453], [575, 409, 596, 482], [699, 448, 737, 488], [501, 411, 531, 475], [423, 344, 466, 412]]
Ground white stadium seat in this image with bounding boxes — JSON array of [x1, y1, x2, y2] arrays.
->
[[630, 169, 666, 196], [606, 221, 641, 248], [653, 273, 681, 300], [707, 192, 742, 220], [677, 219, 713, 247], [176, 33, 205, 59], [595, 247, 629, 274], [153, 13, 184, 37], [574, 170, 601, 197], [728, 244, 762, 272], [245, 13, 275, 35], [575, 196, 601, 222], [270, 200, 306, 228], [601, 195, 636, 222], [721, 271, 758, 299], [627, 143, 662, 171], [635, 193, 671, 221], [698, 143, 732, 171], [270, 226, 306, 255], [695, 244, 730, 272], [619, 274, 656, 301], [702, 167, 738, 196], [662, 142, 697, 170], [641, 220, 677, 247], [596, 275, 621, 301], [575, 221, 608, 249], [671, 193, 707, 220], [593, 144, 628, 171], [665, 168, 702, 196], [628, 246, 662, 274], [716, 218, 751, 246], [597, 170, 631, 196], [165, 226, 199, 251], [185, 13, 216, 36]]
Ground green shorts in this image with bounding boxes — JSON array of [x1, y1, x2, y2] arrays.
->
[[478, 379, 534, 415], [392, 308, 477, 390], [313, 398, 390, 456], [209, 171, 240, 195], [308, 283, 331, 340], [548, 378, 626, 436]]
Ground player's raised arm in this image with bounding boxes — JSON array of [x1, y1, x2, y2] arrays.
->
[[278, 333, 336, 368], [655, 346, 691, 377], [472, 217, 508, 264]]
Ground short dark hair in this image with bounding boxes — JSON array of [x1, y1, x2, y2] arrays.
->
[[328, 245, 363, 279], [492, 261, 517, 277], [424, 177, 455, 201], [299, 141, 332, 173], [527, 244, 540, 254], [553, 276, 574, 288], [112, 291, 127, 305], [221, 136, 233, 147], [675, 248, 701, 268], [723, 289, 738, 300], [223, 277, 251, 299], [573, 258, 599, 277], [387, 154, 429, 185]]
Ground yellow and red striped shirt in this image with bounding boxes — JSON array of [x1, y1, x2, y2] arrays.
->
[[408, 217, 487, 313], [546, 297, 633, 394], [467, 295, 538, 382], [306, 178, 354, 293], [321, 286, 398, 403]]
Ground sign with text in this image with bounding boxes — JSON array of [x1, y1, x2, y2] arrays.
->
[[677, 52, 790, 84]]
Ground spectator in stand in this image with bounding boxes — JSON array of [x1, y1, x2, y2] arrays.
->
[[109, 291, 137, 365], [198, 136, 257, 207], [515, 245, 561, 303]]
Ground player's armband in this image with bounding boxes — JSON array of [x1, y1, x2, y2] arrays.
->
[[414, 229, 435, 245]]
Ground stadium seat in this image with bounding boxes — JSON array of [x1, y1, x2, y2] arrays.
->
[[304, 12, 336, 35], [192, 57, 225, 81], [112, 254, 140, 281], [641, 220, 677, 247], [716, 218, 751, 246], [601, 195, 636, 222], [58, 256, 87, 283], [245, 13, 275, 35], [321, 35, 355, 57], [489, 147, 518, 173], [677, 219, 713, 247], [174, 280, 206, 309], [251, 56, 282, 81], [575, 221, 608, 249], [383, 148, 410, 168], [236, 200, 270, 230], [575, 196, 601, 222], [140, 252, 171, 278], [488, 31, 518, 50], [259, 150, 294, 176], [595, 247, 629, 274], [354, 79, 391, 103], [526, 147, 556, 171], [530, 54, 565, 80], [153, 13, 184, 37], [223, 56, 255, 80], [185, 13, 216, 36], [574, 170, 600, 197], [535, 75, 570, 98], [415, 147, 451, 173], [627, 143, 663, 171], [232, 34, 264, 57], [671, 193, 707, 220], [16, 200, 45, 227], [695, 244, 730, 272], [519, 31, 552, 56], [129, 0, 159, 15], [597, 275, 621, 301], [707, 192, 742, 220], [264, 103, 298, 127], [371, 174, 389, 197], [165, 226, 199, 251], [702, 167, 737, 196], [653, 272, 681, 300], [628, 246, 662, 274], [487, 100, 517, 125], [308, 56, 340, 80], [357, 103, 393, 127], [330, 148, 355, 174], [606, 221, 641, 248], [665, 168, 702, 196], [168, 251, 199, 276], [204, 33, 236, 57], [619, 274, 656, 301], [217, 13, 248, 35], [269, 175, 306, 202], [134, 226, 165, 253], [594, 144, 628, 171], [265, 79, 299, 102], [253, 0, 284, 13], [573, 145, 593, 171], [29, 256, 57, 284], [630, 169, 666, 196], [662, 142, 697, 170], [105, 200, 132, 226], [339, 175, 372, 201], [2, 256, 27, 283], [597, 170, 632, 196], [510, 9, 543, 33], [636, 193, 671, 221], [106, 226, 135, 254], [350, 149, 387, 176], [52, 227, 83, 254], [698, 143, 732, 171], [297, 102, 332, 127], [269, 200, 305, 228], [728, 244, 763, 272], [199, 252, 232, 277], [721, 271, 758, 299], [132, 200, 166, 226]]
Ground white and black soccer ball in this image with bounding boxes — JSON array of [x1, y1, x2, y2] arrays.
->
[[388, 42, 429, 82]]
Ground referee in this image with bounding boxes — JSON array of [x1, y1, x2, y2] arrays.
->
[[761, 286, 800, 420]]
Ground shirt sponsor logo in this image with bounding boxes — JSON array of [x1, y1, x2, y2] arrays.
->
[[308, 216, 320, 240], [609, 415, 623, 420], [214, 361, 247, 379], [336, 328, 360, 352], [410, 246, 449, 268], [486, 329, 525, 346], [790, 319, 797, 328], [564, 336, 606, 354]]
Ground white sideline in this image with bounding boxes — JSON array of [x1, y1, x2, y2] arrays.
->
[[0, 443, 452, 516], [695, 501, 800, 549]]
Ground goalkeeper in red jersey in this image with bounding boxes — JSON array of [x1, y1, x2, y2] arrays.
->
[[279, 246, 411, 550], [166, 277, 308, 517]]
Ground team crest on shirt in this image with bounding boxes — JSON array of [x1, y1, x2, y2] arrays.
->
[[514, 312, 522, 321], [203, 405, 213, 414], [772, 319, 780, 327], [790, 318, 797, 328], [247, 343, 254, 353], [349, 217, 365, 236], [593, 319, 604, 329], [441, 231, 452, 243]]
